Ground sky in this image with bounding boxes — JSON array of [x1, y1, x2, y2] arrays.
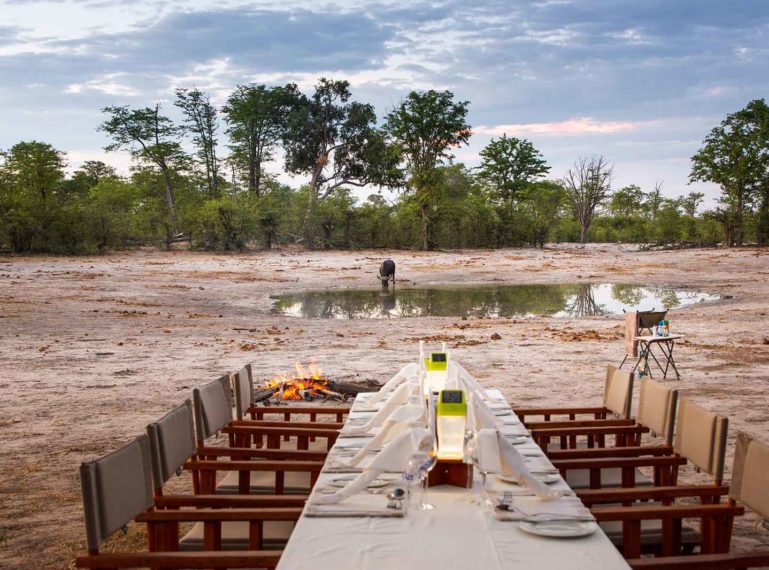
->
[[1, 0, 768, 207]]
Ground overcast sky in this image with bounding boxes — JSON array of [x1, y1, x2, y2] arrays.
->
[[1, 0, 768, 206]]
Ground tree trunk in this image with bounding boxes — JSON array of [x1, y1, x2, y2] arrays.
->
[[420, 202, 431, 251], [579, 223, 588, 244], [161, 166, 176, 248], [303, 183, 320, 247]]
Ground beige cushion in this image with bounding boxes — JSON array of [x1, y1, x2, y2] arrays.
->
[[638, 380, 677, 444], [603, 365, 634, 418], [674, 399, 728, 480], [566, 467, 652, 490], [181, 520, 294, 551], [147, 401, 197, 488], [216, 470, 311, 495], [735, 435, 769, 519], [233, 365, 254, 420], [80, 435, 154, 552], [194, 375, 234, 442]]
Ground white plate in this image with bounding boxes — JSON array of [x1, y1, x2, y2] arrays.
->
[[497, 473, 561, 485], [517, 519, 598, 538], [493, 410, 513, 416]]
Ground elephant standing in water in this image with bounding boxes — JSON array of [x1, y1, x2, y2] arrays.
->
[[378, 259, 396, 288]]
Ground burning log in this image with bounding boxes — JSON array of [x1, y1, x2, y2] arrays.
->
[[253, 387, 279, 403], [327, 380, 379, 396], [259, 361, 381, 403]]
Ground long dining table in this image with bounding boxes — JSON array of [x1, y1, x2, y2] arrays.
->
[[276, 389, 630, 570]]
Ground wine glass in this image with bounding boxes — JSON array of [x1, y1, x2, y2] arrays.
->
[[465, 432, 492, 507], [406, 450, 437, 510]]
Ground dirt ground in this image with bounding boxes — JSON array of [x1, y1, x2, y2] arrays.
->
[[1, 244, 768, 569]]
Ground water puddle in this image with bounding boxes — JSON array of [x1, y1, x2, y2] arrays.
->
[[270, 283, 721, 319]]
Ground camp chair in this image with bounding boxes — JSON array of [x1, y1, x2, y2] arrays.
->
[[193, 377, 328, 495], [147, 401, 308, 551], [232, 364, 349, 448], [627, 432, 769, 568], [516, 365, 634, 424], [570, 399, 730, 557], [540, 379, 678, 490], [75, 435, 301, 569]]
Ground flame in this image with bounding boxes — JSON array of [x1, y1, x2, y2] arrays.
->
[[265, 361, 329, 400]]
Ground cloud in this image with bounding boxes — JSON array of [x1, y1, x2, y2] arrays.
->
[[475, 117, 648, 136]]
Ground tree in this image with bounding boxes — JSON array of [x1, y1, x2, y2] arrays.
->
[[284, 78, 401, 245], [609, 184, 645, 218], [2, 141, 66, 205], [680, 191, 705, 217], [99, 104, 185, 245], [519, 181, 565, 247], [175, 88, 220, 197], [690, 99, 769, 246], [222, 83, 298, 195], [477, 135, 549, 207], [384, 89, 470, 250], [562, 156, 613, 244], [644, 180, 664, 226]]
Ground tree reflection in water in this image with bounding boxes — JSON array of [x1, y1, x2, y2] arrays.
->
[[270, 283, 721, 319]]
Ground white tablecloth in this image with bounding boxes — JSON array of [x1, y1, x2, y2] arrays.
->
[[277, 389, 630, 570]]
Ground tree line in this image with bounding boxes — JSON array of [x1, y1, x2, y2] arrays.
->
[[1, 80, 767, 254]]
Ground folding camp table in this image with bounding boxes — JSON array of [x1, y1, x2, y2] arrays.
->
[[633, 334, 683, 380]]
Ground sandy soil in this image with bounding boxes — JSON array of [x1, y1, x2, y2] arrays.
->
[[1, 244, 768, 568]]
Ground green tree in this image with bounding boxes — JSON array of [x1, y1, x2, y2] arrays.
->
[[222, 83, 298, 195], [284, 78, 400, 245], [85, 178, 141, 253], [680, 191, 705, 217], [519, 181, 566, 247], [562, 155, 613, 244], [384, 89, 470, 250], [175, 88, 220, 197], [690, 99, 769, 246], [3, 141, 66, 205], [99, 104, 186, 245], [477, 135, 549, 207], [609, 184, 645, 218]]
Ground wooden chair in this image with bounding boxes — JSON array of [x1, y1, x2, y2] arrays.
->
[[147, 401, 312, 551], [515, 365, 635, 429], [193, 377, 328, 495], [627, 432, 769, 568], [231, 364, 350, 448], [75, 435, 301, 569], [572, 399, 731, 557], [540, 379, 678, 489]]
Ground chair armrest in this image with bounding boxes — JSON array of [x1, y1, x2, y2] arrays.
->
[[154, 494, 307, 509], [547, 445, 673, 460], [591, 502, 744, 522], [628, 552, 769, 569], [222, 425, 339, 438], [196, 445, 327, 461], [135, 507, 303, 523], [184, 459, 324, 473], [514, 406, 608, 420], [532, 425, 650, 438], [577, 484, 729, 506], [232, 419, 344, 430], [525, 418, 635, 430], [75, 551, 282, 569], [551, 455, 686, 471], [249, 405, 350, 415]]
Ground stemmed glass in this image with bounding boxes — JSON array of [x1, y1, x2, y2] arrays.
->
[[465, 431, 492, 507], [404, 450, 437, 510]]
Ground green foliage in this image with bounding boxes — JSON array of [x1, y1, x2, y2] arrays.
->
[[384, 89, 471, 250], [478, 135, 550, 207]]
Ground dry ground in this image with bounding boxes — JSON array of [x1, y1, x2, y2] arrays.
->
[[1, 244, 768, 569]]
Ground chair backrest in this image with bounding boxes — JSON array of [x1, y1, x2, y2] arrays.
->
[[673, 398, 728, 481], [637, 310, 667, 331], [624, 311, 639, 358], [193, 374, 233, 443], [233, 364, 254, 420], [729, 432, 769, 519], [146, 400, 197, 490], [637, 379, 678, 445], [80, 435, 154, 553], [602, 365, 634, 418]]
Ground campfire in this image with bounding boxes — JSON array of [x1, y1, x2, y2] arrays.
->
[[265, 362, 335, 401], [256, 362, 381, 403]]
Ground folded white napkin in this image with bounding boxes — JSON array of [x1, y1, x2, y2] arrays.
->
[[476, 428, 561, 500], [345, 382, 419, 434], [471, 393, 499, 431], [494, 495, 589, 521], [367, 363, 419, 405], [338, 404, 426, 467], [313, 427, 432, 505], [305, 491, 404, 517]]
